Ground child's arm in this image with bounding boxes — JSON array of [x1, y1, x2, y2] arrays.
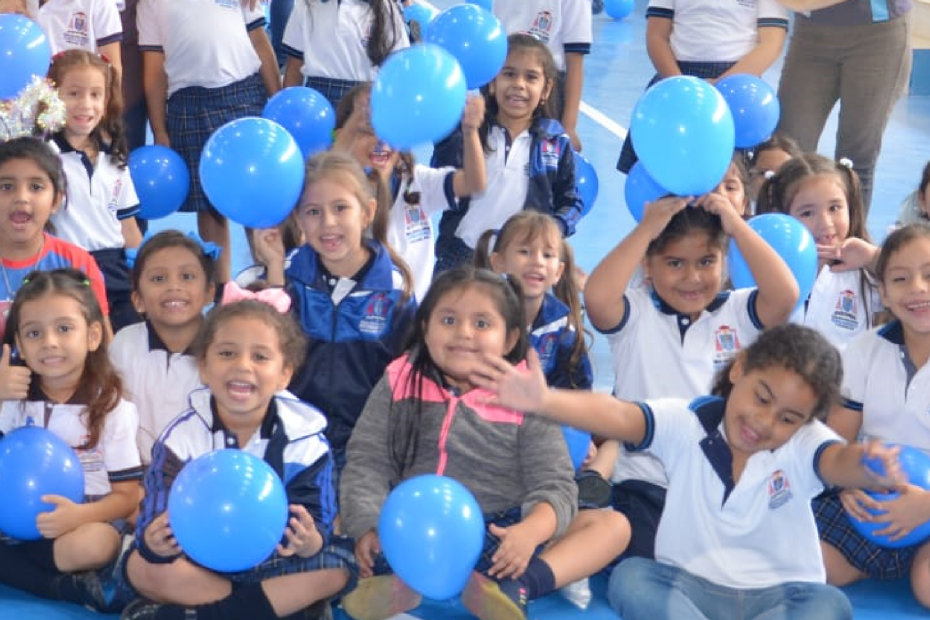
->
[[36, 480, 139, 539], [283, 57, 304, 89], [488, 502, 558, 580], [583, 196, 690, 331], [121, 217, 143, 249], [249, 25, 281, 97], [142, 51, 170, 147], [562, 52, 584, 152], [715, 26, 786, 80], [450, 95, 486, 198], [645, 16, 681, 79], [817, 441, 904, 490]]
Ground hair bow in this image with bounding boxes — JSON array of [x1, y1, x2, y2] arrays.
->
[[220, 281, 291, 313], [125, 230, 222, 269]]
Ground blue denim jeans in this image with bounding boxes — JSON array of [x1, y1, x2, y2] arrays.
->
[[608, 557, 853, 620]]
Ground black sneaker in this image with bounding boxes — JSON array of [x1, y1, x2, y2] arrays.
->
[[576, 470, 613, 509], [461, 572, 527, 620], [592, 0, 605, 14], [54, 571, 107, 611], [303, 599, 334, 620], [120, 598, 164, 620]]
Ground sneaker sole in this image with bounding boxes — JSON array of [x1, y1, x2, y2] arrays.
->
[[341, 575, 422, 620], [461, 575, 526, 620]]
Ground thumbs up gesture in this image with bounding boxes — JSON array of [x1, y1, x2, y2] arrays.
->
[[0, 344, 31, 401]]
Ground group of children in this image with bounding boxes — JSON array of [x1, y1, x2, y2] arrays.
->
[[0, 1, 929, 620]]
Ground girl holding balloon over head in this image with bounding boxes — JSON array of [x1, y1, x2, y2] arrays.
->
[[339, 265, 630, 620], [432, 33, 584, 274], [47, 49, 144, 333], [756, 153, 882, 352], [0, 268, 142, 611], [122, 295, 355, 620]]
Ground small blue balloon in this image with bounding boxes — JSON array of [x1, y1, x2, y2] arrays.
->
[[129, 145, 190, 220], [371, 44, 467, 150], [169, 450, 288, 573], [379, 475, 483, 600], [561, 426, 591, 471], [424, 4, 506, 90], [404, 3, 436, 36], [604, 0, 635, 20], [851, 445, 930, 549], [574, 152, 599, 217], [631, 76, 735, 197], [467, 0, 494, 10], [199, 117, 305, 229], [715, 74, 781, 149], [0, 426, 84, 540], [262, 87, 335, 159], [727, 213, 818, 308], [624, 161, 668, 222], [0, 15, 51, 100]]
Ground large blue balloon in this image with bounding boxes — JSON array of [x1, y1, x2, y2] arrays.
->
[[371, 44, 467, 150], [424, 4, 506, 90], [624, 161, 667, 222], [0, 426, 84, 540], [605, 0, 635, 20], [169, 450, 288, 573], [129, 145, 190, 220], [851, 445, 930, 549], [727, 213, 817, 307], [467, 0, 494, 10], [0, 15, 51, 100], [630, 76, 735, 197], [574, 152, 599, 217], [262, 87, 335, 159], [379, 475, 483, 600], [715, 74, 780, 149], [561, 426, 591, 471], [199, 117, 305, 229]]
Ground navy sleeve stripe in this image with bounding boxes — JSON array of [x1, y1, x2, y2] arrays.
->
[[841, 398, 864, 412], [138, 45, 164, 53], [282, 43, 304, 60], [563, 43, 592, 55], [646, 7, 674, 18], [117, 205, 141, 220], [624, 401, 655, 451], [96, 33, 123, 46], [747, 289, 764, 329], [246, 17, 267, 31], [442, 170, 457, 208], [813, 439, 843, 488], [597, 295, 631, 335], [758, 18, 790, 28], [108, 466, 144, 482]]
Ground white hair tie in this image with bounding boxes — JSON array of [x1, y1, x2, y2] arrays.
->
[[838, 157, 854, 169]]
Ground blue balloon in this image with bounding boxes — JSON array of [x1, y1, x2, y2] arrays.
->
[[379, 475, 484, 600], [129, 145, 190, 220], [0, 15, 51, 100], [631, 76, 735, 197], [851, 445, 930, 549], [467, 0, 494, 10], [199, 117, 305, 229], [404, 3, 436, 35], [262, 87, 335, 159], [371, 44, 467, 150], [727, 213, 818, 307], [604, 0, 635, 20], [561, 426, 591, 471], [424, 4, 506, 90], [0, 426, 84, 540], [624, 161, 667, 222], [574, 152, 599, 217], [715, 74, 781, 149], [169, 450, 288, 573]]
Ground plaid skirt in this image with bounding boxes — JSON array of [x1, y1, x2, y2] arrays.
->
[[166, 73, 267, 214], [616, 60, 736, 174], [814, 491, 920, 580], [305, 76, 362, 112]]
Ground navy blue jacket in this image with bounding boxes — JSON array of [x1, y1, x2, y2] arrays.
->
[[530, 293, 592, 390]]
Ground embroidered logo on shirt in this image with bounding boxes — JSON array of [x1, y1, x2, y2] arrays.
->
[[215, 0, 239, 9], [530, 11, 553, 43], [831, 289, 858, 331], [540, 139, 561, 169], [359, 292, 391, 336], [535, 332, 558, 373], [713, 325, 741, 371], [404, 204, 431, 243], [108, 178, 123, 212], [767, 469, 793, 509], [63, 11, 90, 47]]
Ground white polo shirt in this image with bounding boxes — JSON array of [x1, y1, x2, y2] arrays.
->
[[455, 125, 531, 249], [137, 0, 265, 96], [646, 0, 788, 62], [387, 164, 457, 302], [0, 396, 142, 497], [494, 0, 593, 71], [840, 321, 930, 453], [110, 321, 204, 464], [638, 396, 841, 588], [49, 136, 139, 252], [791, 265, 881, 353], [37, 0, 123, 55], [281, 0, 408, 81]]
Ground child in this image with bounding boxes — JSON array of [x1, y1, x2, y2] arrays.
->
[[137, 0, 281, 284], [472, 323, 904, 620], [756, 153, 882, 351], [748, 134, 802, 204], [236, 218, 303, 289], [333, 83, 487, 301], [894, 161, 930, 228], [582, 192, 800, 559], [715, 153, 750, 218], [282, 0, 408, 108], [0, 268, 141, 610], [121, 297, 354, 620], [614, 0, 788, 173], [339, 266, 630, 620], [0, 137, 110, 338], [259, 151, 417, 471], [110, 230, 218, 464], [48, 49, 143, 332], [432, 33, 584, 274], [813, 223, 930, 608], [35, 0, 124, 79]]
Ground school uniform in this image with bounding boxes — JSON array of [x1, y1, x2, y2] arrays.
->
[[109, 321, 203, 464], [281, 0, 408, 108], [530, 292, 592, 390], [791, 265, 881, 352], [136, 0, 268, 214], [37, 0, 123, 55], [815, 321, 930, 579], [49, 134, 141, 331]]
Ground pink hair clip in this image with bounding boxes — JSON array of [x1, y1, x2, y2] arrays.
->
[[220, 281, 291, 314]]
